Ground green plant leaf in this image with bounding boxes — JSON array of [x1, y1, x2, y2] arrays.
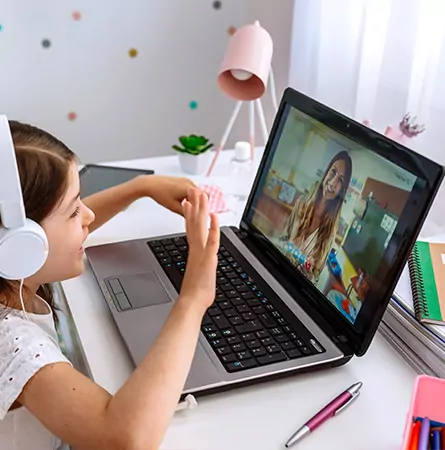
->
[[172, 145, 186, 153]]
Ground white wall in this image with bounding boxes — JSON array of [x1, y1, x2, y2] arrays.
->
[[0, 0, 294, 164]]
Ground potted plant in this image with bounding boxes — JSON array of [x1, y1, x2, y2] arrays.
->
[[172, 134, 213, 175]]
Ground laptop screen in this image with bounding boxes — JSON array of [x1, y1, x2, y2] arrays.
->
[[245, 104, 419, 326]]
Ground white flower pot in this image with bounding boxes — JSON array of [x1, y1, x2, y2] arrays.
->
[[178, 152, 211, 175]]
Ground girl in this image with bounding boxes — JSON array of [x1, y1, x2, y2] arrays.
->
[[280, 150, 352, 282], [0, 121, 220, 450]]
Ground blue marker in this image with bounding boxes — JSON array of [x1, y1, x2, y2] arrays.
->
[[432, 429, 441, 450]]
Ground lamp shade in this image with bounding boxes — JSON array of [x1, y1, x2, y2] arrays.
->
[[217, 21, 273, 101]]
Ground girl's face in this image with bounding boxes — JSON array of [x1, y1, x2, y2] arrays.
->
[[30, 162, 95, 285], [323, 159, 346, 201]]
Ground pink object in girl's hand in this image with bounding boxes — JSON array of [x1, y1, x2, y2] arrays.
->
[[198, 184, 229, 214]]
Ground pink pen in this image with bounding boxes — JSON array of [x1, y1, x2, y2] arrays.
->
[[285, 382, 363, 448]]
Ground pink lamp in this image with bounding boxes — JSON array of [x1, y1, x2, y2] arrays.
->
[[207, 21, 276, 176]]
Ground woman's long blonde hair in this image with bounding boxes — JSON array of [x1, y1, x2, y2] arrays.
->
[[293, 150, 352, 269]]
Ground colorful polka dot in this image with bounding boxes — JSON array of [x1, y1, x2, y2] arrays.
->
[[0, 25, 3, 32], [42, 39, 51, 49], [129, 48, 138, 58], [227, 26, 237, 36], [72, 11, 82, 21], [68, 112, 77, 121], [189, 100, 198, 110], [213, 1, 222, 9]]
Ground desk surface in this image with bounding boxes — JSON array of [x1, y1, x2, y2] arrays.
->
[[62, 149, 416, 450]]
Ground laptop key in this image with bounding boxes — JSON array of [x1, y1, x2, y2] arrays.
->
[[275, 334, 289, 343], [202, 313, 212, 326], [225, 358, 258, 372], [286, 348, 303, 359], [231, 343, 246, 352], [257, 351, 287, 366], [218, 301, 232, 310], [300, 346, 312, 355], [229, 315, 245, 326], [246, 339, 261, 349], [255, 330, 269, 339], [235, 319, 263, 334], [208, 306, 222, 317], [281, 341, 296, 351], [227, 335, 241, 345], [213, 315, 230, 330], [210, 339, 227, 348], [240, 333, 255, 341], [236, 350, 252, 360], [221, 328, 236, 338], [206, 331, 221, 340], [266, 344, 281, 354], [223, 308, 237, 317], [221, 353, 237, 364], [247, 298, 261, 307], [202, 324, 217, 333], [259, 314, 277, 328], [252, 347, 267, 357], [216, 346, 232, 356], [270, 327, 283, 336], [235, 304, 250, 314]]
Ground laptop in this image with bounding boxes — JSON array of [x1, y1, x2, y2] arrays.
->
[[85, 87, 444, 396]]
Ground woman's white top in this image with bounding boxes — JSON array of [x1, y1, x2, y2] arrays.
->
[[0, 297, 72, 450]]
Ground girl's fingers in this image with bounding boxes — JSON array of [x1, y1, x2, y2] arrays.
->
[[206, 213, 220, 253]]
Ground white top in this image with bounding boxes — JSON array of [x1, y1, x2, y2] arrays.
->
[[0, 297, 72, 450]]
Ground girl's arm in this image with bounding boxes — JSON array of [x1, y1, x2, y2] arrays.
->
[[83, 175, 195, 233], [18, 190, 219, 450]]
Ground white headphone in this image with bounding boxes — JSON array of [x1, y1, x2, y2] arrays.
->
[[0, 115, 49, 280]]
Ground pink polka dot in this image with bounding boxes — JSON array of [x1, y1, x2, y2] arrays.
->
[[72, 11, 81, 21], [68, 111, 77, 121]]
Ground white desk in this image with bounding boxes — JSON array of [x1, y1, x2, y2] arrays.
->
[[61, 149, 417, 450]]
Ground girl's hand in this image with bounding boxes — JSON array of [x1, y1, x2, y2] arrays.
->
[[179, 188, 220, 311], [141, 175, 197, 215]]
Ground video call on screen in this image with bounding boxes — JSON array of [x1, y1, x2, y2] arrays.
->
[[250, 107, 417, 324]]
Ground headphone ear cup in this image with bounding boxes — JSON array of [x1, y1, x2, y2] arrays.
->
[[0, 219, 48, 280]]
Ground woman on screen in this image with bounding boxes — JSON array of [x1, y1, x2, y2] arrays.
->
[[280, 150, 352, 282]]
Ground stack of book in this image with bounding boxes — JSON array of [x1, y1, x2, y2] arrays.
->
[[380, 240, 445, 378]]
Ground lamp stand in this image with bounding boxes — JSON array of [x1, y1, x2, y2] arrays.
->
[[206, 98, 269, 177]]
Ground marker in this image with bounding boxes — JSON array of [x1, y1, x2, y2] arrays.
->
[[432, 429, 441, 450], [408, 421, 420, 450], [417, 417, 430, 450]]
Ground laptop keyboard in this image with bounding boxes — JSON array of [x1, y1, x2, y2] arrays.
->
[[148, 236, 325, 373]]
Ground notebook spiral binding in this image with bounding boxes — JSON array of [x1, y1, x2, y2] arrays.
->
[[408, 244, 429, 319]]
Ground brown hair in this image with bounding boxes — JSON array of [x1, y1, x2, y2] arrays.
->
[[293, 150, 352, 274], [0, 121, 77, 320]]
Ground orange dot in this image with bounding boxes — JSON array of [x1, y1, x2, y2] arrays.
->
[[227, 26, 237, 36], [68, 112, 77, 121], [129, 48, 138, 58]]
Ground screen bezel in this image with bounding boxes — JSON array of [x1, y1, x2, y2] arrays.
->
[[239, 87, 444, 356]]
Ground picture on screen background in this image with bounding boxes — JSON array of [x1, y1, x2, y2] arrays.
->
[[251, 107, 418, 324]]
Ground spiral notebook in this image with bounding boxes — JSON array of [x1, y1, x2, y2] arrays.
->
[[408, 240, 445, 325]]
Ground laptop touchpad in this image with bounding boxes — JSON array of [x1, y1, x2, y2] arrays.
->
[[117, 271, 172, 309]]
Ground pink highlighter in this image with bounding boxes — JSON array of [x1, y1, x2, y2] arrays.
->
[[285, 382, 362, 448]]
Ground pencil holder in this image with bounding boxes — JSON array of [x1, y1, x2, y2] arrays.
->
[[401, 375, 445, 449]]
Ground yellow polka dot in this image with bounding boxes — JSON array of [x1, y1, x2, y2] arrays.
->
[[129, 48, 138, 58]]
